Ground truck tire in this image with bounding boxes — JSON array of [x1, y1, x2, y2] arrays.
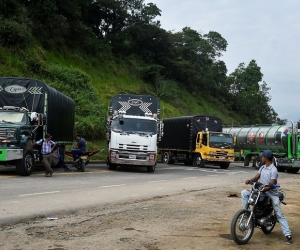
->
[[162, 152, 175, 164], [147, 164, 156, 173], [193, 154, 204, 168], [108, 162, 117, 170], [16, 150, 34, 176], [220, 162, 230, 169], [255, 156, 263, 170]]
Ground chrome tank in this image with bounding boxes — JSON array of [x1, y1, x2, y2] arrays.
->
[[223, 125, 289, 153]]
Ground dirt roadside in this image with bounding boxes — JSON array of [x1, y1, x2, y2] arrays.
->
[[0, 174, 299, 250]]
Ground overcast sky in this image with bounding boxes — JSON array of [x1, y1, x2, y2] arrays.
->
[[145, 0, 300, 122]]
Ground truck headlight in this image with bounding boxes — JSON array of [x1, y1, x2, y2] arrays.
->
[[148, 153, 156, 162], [110, 150, 117, 159], [6, 130, 16, 139]]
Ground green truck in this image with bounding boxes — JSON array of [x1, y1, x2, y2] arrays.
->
[[0, 77, 75, 176], [223, 123, 300, 173]]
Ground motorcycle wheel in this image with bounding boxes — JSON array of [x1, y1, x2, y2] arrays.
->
[[261, 214, 276, 234], [231, 209, 254, 245]]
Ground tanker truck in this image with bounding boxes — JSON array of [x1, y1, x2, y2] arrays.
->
[[0, 77, 75, 176], [106, 94, 163, 172], [159, 115, 235, 169], [223, 123, 300, 173]]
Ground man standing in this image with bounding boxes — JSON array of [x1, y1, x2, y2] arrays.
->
[[71, 134, 87, 162], [241, 150, 293, 245], [33, 133, 56, 177]]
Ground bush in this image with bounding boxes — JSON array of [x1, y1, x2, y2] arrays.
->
[[0, 19, 32, 48], [43, 65, 107, 140]]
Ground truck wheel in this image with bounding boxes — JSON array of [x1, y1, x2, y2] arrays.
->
[[163, 152, 175, 164], [255, 156, 263, 170], [147, 164, 156, 173], [108, 162, 117, 170], [16, 151, 34, 176], [220, 162, 230, 169], [193, 154, 204, 168]]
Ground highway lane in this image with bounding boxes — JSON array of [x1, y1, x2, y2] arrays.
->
[[0, 162, 256, 225]]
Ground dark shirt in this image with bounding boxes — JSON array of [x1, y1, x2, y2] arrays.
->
[[77, 138, 87, 151]]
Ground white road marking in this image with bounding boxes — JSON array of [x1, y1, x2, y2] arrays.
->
[[19, 191, 60, 197], [148, 180, 167, 183], [208, 175, 218, 177], [99, 184, 126, 188], [182, 177, 197, 180]]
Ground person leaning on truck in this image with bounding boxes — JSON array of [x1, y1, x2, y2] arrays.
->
[[71, 134, 87, 162], [32, 133, 56, 177], [52, 146, 72, 172]]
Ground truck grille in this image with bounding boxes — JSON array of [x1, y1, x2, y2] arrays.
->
[[0, 128, 17, 140], [0, 129, 7, 139], [215, 151, 229, 157], [119, 151, 148, 160], [119, 144, 149, 151]]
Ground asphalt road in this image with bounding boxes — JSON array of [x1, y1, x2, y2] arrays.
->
[[0, 162, 256, 225]]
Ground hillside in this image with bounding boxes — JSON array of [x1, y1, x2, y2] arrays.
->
[[0, 45, 244, 129], [0, 0, 279, 151]]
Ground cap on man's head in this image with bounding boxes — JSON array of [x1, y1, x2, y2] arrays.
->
[[45, 133, 52, 138], [259, 150, 273, 159]]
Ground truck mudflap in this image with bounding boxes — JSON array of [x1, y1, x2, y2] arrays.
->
[[0, 148, 23, 161]]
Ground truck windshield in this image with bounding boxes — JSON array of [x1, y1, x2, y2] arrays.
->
[[0, 111, 26, 124], [112, 118, 157, 134], [209, 133, 233, 148]]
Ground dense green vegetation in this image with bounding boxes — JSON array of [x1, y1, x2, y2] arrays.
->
[[0, 0, 283, 147]]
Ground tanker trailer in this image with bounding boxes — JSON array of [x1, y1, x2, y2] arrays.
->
[[223, 123, 300, 173]]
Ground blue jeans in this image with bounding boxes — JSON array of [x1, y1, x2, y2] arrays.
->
[[71, 149, 84, 161], [241, 189, 291, 236]]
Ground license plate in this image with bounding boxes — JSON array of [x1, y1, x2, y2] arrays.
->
[[81, 156, 88, 159], [220, 156, 225, 159], [129, 155, 136, 159]]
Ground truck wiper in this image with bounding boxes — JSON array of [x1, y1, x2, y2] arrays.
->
[[1, 120, 15, 124], [222, 142, 232, 148]]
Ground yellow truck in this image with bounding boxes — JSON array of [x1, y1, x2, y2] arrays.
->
[[158, 115, 234, 169]]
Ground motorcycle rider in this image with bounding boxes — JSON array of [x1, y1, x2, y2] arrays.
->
[[241, 150, 293, 245], [71, 134, 87, 162]]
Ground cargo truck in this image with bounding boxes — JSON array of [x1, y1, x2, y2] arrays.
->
[[223, 123, 300, 173], [158, 115, 235, 169], [106, 94, 163, 172], [0, 77, 75, 176]]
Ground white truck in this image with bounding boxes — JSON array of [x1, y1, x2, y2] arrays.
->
[[106, 94, 163, 172]]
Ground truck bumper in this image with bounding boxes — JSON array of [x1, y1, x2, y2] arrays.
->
[[204, 157, 234, 163], [113, 159, 156, 166], [277, 158, 300, 167], [0, 148, 23, 161]]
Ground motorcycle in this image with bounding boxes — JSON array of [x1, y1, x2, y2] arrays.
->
[[231, 181, 286, 245], [65, 149, 102, 172]]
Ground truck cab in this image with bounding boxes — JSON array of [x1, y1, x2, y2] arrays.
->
[[195, 131, 235, 168], [0, 106, 45, 175], [106, 95, 163, 172]]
